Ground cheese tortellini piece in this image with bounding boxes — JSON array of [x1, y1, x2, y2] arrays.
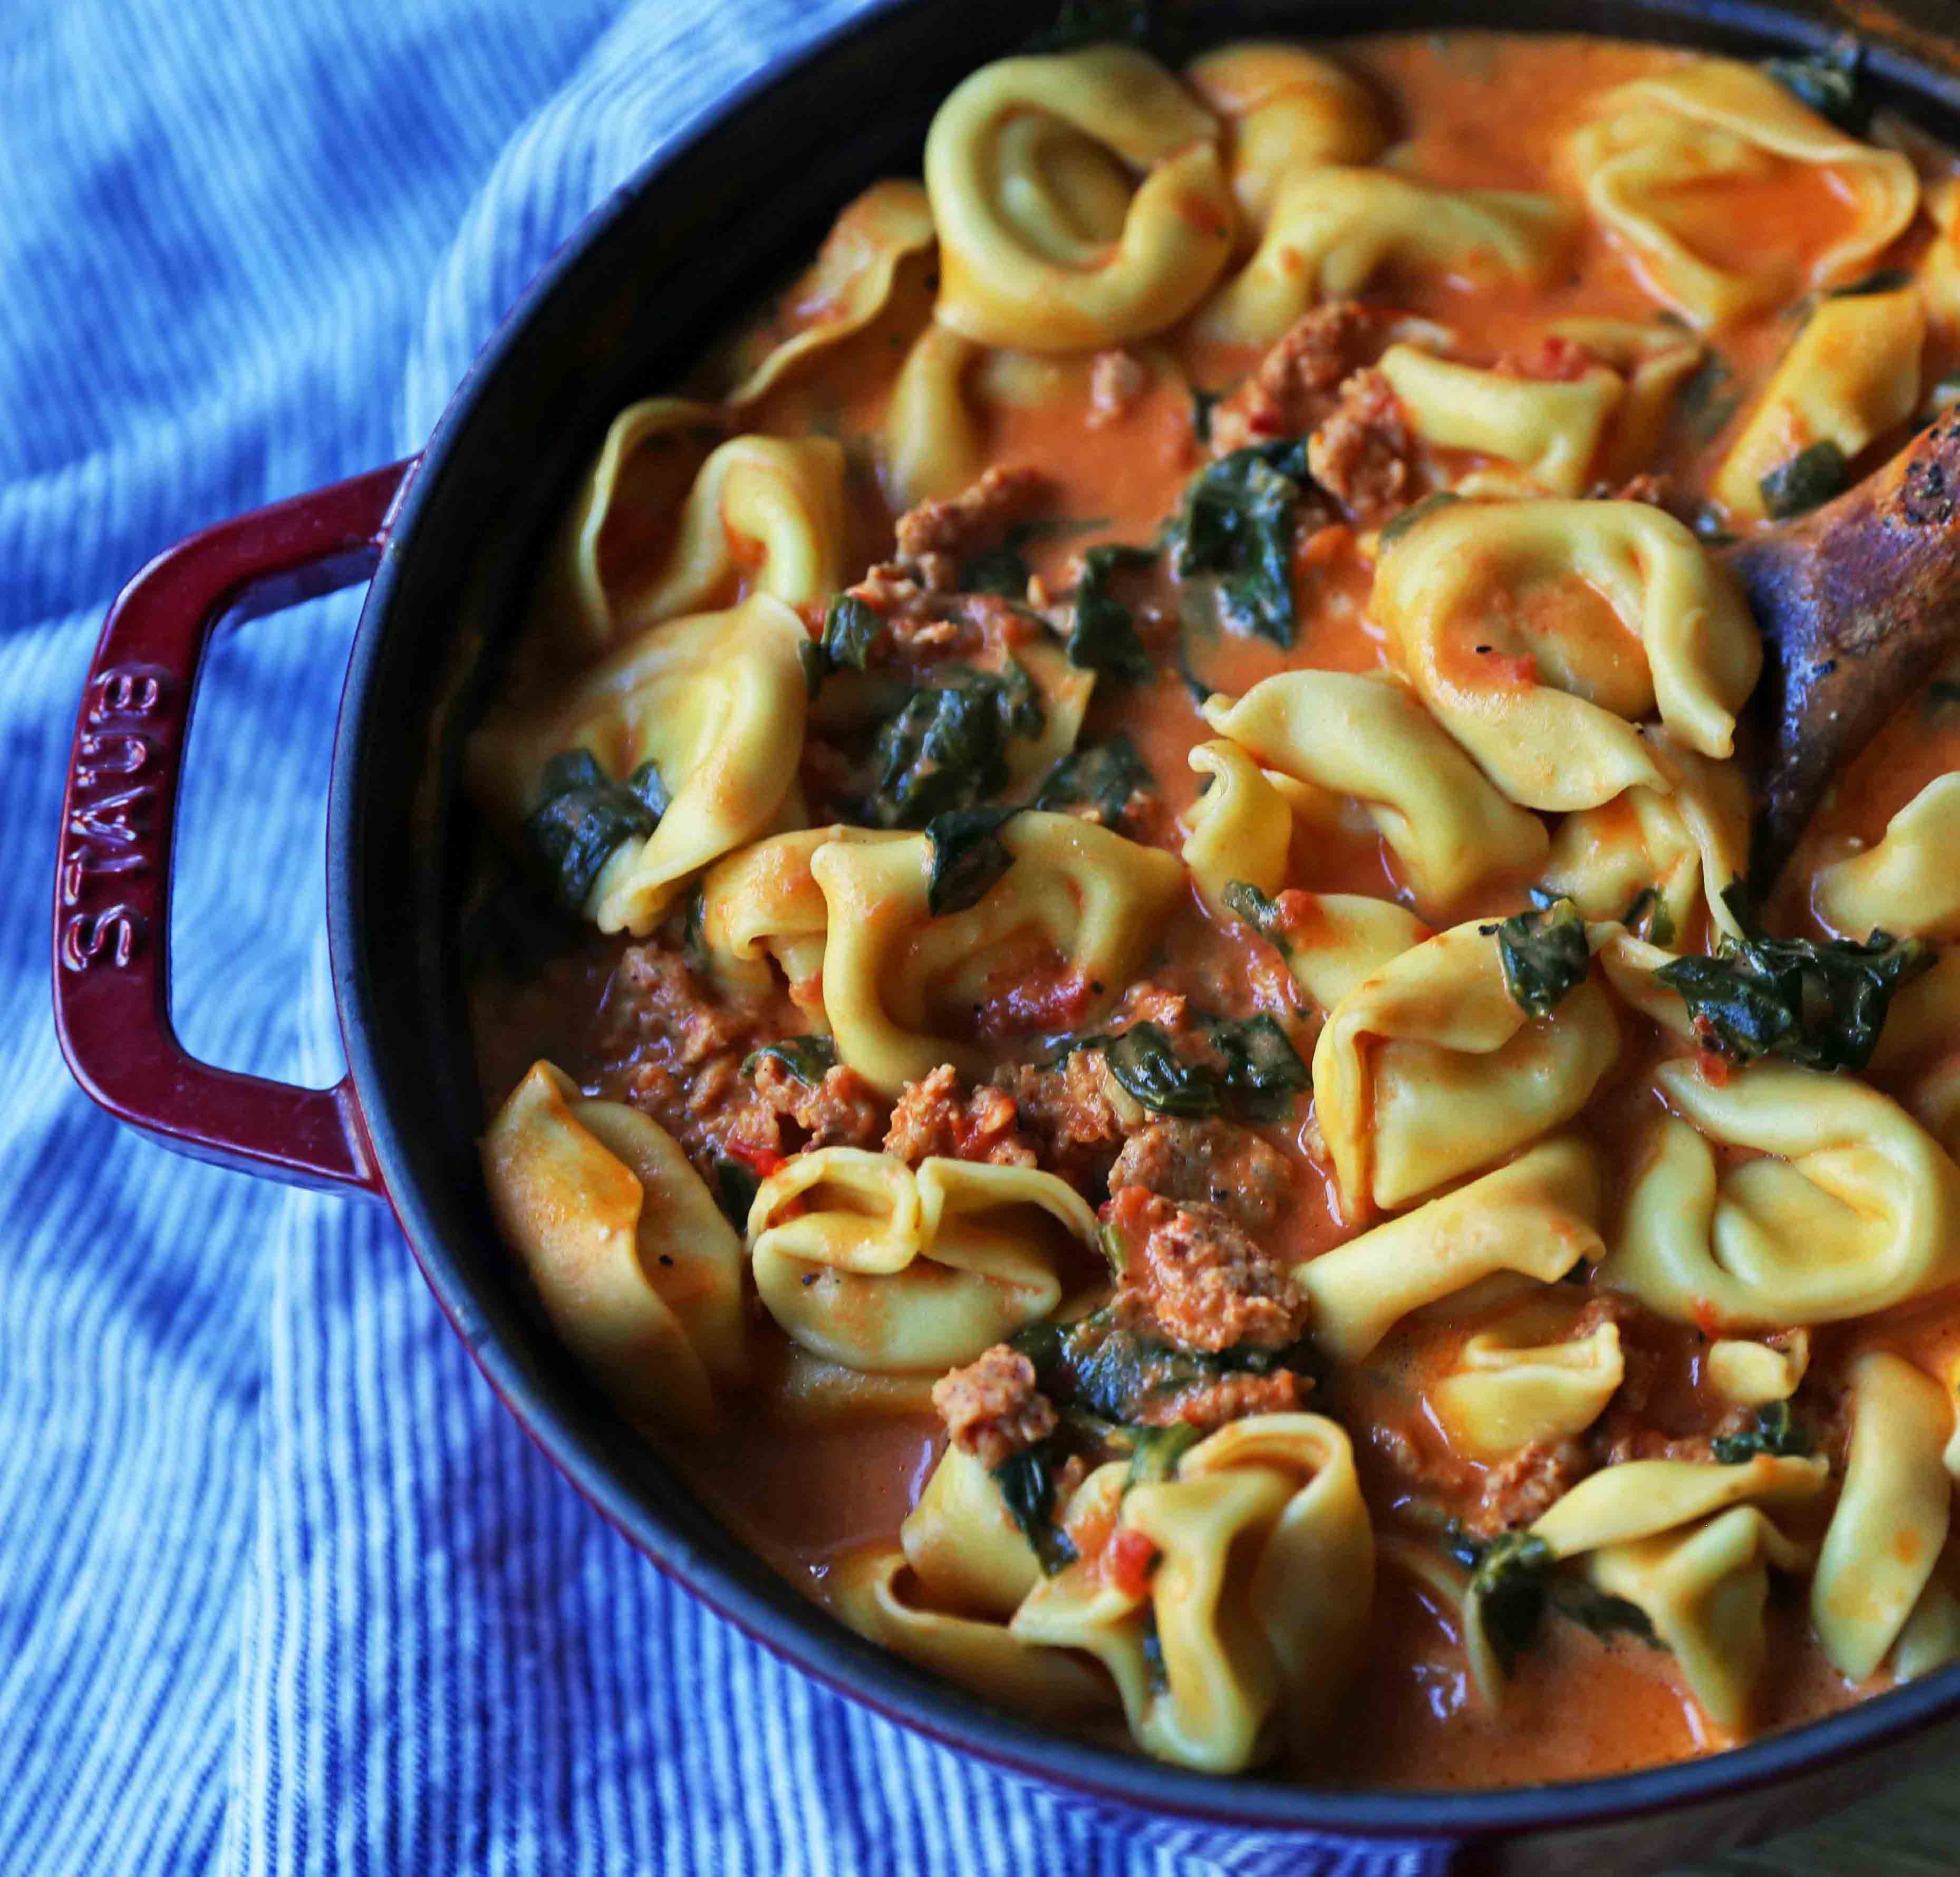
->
[[1297, 1138, 1606, 1360], [1813, 1352, 1956, 1681], [1713, 280, 1924, 520], [723, 180, 937, 407], [1311, 921, 1620, 1216], [1375, 344, 1628, 497], [747, 1149, 1095, 1373], [1541, 732, 1750, 944], [1567, 59, 1918, 330], [1010, 1416, 1374, 1774], [1706, 1332, 1810, 1407], [544, 411, 847, 657], [812, 812, 1186, 1096], [1604, 1058, 1960, 1329], [1869, 949, 1960, 1157], [1549, 317, 1705, 485], [480, 1062, 747, 1433], [1201, 672, 1548, 911], [1428, 1304, 1625, 1461], [1184, 42, 1387, 232], [924, 45, 1235, 350], [466, 593, 811, 934], [886, 321, 988, 506], [1375, 496, 1762, 812], [1815, 775, 1960, 939], [1195, 167, 1575, 348]]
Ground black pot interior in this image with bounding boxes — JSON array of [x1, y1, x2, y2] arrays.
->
[[331, 0, 1960, 1843]]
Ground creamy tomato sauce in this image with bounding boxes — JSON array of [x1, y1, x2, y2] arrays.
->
[[469, 28, 1960, 1792]]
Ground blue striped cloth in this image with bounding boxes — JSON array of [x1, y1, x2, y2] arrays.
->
[[0, 3, 1929, 1871]]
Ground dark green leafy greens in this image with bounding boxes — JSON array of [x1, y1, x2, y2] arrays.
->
[[741, 1035, 837, 1083], [1830, 267, 1913, 299], [1653, 901, 1931, 1073], [1066, 543, 1158, 680], [866, 663, 1043, 826], [1762, 45, 1869, 134], [959, 543, 1031, 597], [1167, 439, 1315, 646], [1013, 1307, 1319, 1426], [1189, 385, 1222, 443], [819, 592, 881, 671], [992, 1439, 1077, 1573], [1453, 1526, 1658, 1672], [1054, 1013, 1309, 1121], [1493, 896, 1589, 1018], [1673, 349, 1740, 447], [1711, 1400, 1812, 1464], [1123, 1422, 1205, 1487], [1223, 879, 1290, 955], [1620, 885, 1677, 949], [1032, 735, 1155, 830], [522, 748, 666, 913], [1759, 439, 1849, 519], [712, 1157, 760, 1228], [923, 805, 1021, 916]]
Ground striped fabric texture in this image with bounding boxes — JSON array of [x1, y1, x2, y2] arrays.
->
[[4, 1, 1957, 1870]]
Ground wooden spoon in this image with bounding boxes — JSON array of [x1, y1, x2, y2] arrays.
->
[[1725, 409, 1960, 887]]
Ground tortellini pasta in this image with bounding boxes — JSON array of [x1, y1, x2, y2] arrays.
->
[[1604, 1058, 1960, 1328], [1183, 42, 1388, 233], [924, 46, 1235, 349], [1712, 280, 1925, 520], [1010, 1416, 1373, 1774], [1194, 167, 1575, 348], [1374, 496, 1762, 812], [829, 1547, 1117, 1725], [812, 812, 1186, 1095], [545, 415, 846, 657], [1548, 317, 1705, 485], [466, 593, 810, 934], [1529, 1451, 1828, 1559], [1814, 774, 1960, 939], [1706, 1332, 1810, 1407], [1201, 671, 1548, 911], [1540, 731, 1750, 944], [1296, 1138, 1606, 1360], [723, 180, 937, 407], [480, 1062, 746, 1432], [1567, 59, 1918, 329], [746, 1149, 1095, 1373], [1428, 1307, 1625, 1461], [885, 321, 988, 506], [1868, 949, 1960, 1157], [1311, 922, 1620, 1216], [1812, 1353, 1955, 1680], [1375, 344, 1627, 497]]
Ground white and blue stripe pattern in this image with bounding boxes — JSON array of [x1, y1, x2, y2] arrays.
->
[[4, 1, 1956, 1869]]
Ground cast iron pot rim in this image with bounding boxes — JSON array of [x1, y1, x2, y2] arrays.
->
[[326, 0, 1960, 1840]]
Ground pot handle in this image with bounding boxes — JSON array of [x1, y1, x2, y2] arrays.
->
[[51, 458, 418, 1194]]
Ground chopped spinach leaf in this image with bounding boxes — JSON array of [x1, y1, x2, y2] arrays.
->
[[1673, 350, 1740, 446], [823, 593, 881, 671], [1654, 922, 1930, 1073], [1760, 439, 1849, 519], [1032, 735, 1154, 830], [867, 663, 1042, 826], [1495, 896, 1590, 1017], [1465, 1528, 1555, 1674], [992, 1438, 1076, 1573], [712, 1157, 760, 1228], [741, 1035, 837, 1084], [1762, 45, 1869, 134], [959, 543, 1031, 598], [1620, 885, 1678, 949], [1190, 385, 1222, 443], [1067, 543, 1158, 680], [1549, 1582, 1660, 1648], [1377, 488, 1461, 548], [1012, 1307, 1319, 1426], [797, 639, 828, 698], [1223, 880, 1290, 956], [1057, 1013, 1308, 1122], [680, 882, 709, 972], [1168, 439, 1314, 645], [1711, 1400, 1812, 1464], [1139, 1609, 1171, 1694], [522, 748, 660, 914], [1124, 1422, 1204, 1488], [924, 805, 1021, 915], [1830, 267, 1913, 299]]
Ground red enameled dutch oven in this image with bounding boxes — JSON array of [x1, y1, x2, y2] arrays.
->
[[50, 2, 1960, 1868]]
